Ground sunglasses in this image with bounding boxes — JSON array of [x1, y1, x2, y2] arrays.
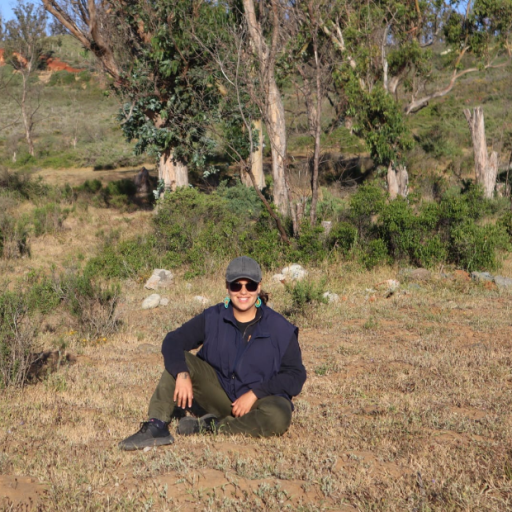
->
[[228, 280, 259, 292]]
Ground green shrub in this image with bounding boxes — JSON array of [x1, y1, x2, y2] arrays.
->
[[54, 270, 121, 338], [76, 179, 103, 194], [32, 203, 67, 236], [498, 211, 512, 241], [86, 236, 164, 279], [359, 238, 390, 269], [48, 70, 76, 86], [294, 222, 327, 263], [284, 278, 328, 314], [329, 222, 357, 255], [26, 272, 61, 315], [217, 182, 262, 220], [106, 179, 137, 197], [0, 214, 30, 259], [449, 221, 510, 271]]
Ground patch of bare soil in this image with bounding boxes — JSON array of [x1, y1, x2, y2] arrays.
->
[[0, 475, 46, 509]]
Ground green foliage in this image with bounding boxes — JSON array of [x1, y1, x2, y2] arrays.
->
[[32, 203, 67, 236], [449, 222, 510, 271], [329, 222, 358, 255], [216, 182, 262, 220], [284, 279, 328, 315], [345, 84, 413, 167], [498, 211, 512, 241], [54, 270, 121, 338], [293, 222, 327, 263], [359, 239, 390, 269], [48, 71, 76, 86], [26, 272, 60, 314], [85, 236, 163, 279]]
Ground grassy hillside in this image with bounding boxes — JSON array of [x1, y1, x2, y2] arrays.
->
[[1, 35, 511, 194]]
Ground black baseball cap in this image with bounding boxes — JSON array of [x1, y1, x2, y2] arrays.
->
[[225, 256, 262, 283]]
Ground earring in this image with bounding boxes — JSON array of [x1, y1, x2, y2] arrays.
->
[[224, 296, 231, 308], [255, 297, 262, 308]]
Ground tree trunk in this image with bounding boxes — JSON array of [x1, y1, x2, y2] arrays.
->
[[463, 107, 498, 199], [242, 119, 265, 190], [266, 84, 290, 217], [159, 149, 188, 192], [242, 0, 290, 217], [387, 163, 408, 200], [21, 75, 35, 157]]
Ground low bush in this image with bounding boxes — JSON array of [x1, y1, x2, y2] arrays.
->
[[284, 278, 328, 315], [32, 203, 68, 236], [53, 270, 121, 339], [0, 289, 38, 388]]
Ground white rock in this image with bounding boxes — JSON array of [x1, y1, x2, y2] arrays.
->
[[282, 264, 308, 281], [272, 273, 286, 283], [193, 296, 209, 306], [185, 283, 192, 290], [323, 291, 339, 303], [159, 298, 169, 306], [144, 269, 174, 290], [142, 294, 161, 310]]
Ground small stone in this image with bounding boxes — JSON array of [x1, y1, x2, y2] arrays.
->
[[185, 283, 192, 290], [282, 264, 308, 281], [143, 446, 152, 452], [272, 273, 286, 283], [159, 298, 169, 306], [399, 268, 431, 281], [494, 276, 512, 289], [142, 294, 161, 309], [323, 292, 339, 303], [471, 271, 494, 283], [193, 296, 209, 306]]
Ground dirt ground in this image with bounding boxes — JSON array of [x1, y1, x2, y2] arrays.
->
[[33, 164, 156, 187], [1, 183, 512, 510]]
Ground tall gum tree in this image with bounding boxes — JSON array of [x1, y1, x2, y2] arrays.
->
[[324, 0, 512, 198], [241, 0, 291, 217], [42, 0, 221, 191]]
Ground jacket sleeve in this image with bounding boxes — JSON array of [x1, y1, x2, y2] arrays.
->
[[251, 331, 307, 399], [161, 312, 205, 377]]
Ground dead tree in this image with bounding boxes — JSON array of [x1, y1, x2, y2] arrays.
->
[[463, 107, 498, 199]]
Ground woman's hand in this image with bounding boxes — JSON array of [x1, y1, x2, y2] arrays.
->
[[174, 372, 193, 409], [231, 390, 258, 417]]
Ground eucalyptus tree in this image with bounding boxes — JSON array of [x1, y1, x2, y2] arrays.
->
[[1, 1, 48, 157], [324, 0, 512, 198], [42, 0, 223, 191]]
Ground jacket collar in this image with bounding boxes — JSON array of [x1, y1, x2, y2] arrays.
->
[[222, 302, 265, 326]]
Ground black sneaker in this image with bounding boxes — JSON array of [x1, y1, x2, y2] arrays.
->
[[118, 420, 174, 451], [177, 414, 219, 436]]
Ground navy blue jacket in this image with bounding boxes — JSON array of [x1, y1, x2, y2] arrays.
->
[[161, 303, 306, 403]]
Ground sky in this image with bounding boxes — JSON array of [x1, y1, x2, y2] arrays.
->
[[0, 0, 16, 21]]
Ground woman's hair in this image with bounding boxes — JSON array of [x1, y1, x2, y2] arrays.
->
[[259, 290, 270, 305]]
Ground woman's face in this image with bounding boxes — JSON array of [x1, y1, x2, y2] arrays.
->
[[227, 279, 261, 314]]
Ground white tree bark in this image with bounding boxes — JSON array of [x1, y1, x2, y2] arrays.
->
[[159, 150, 188, 192], [242, 119, 265, 190], [463, 107, 498, 199], [387, 163, 409, 200], [242, 0, 290, 217]]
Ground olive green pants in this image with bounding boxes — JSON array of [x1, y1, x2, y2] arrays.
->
[[148, 352, 292, 437]]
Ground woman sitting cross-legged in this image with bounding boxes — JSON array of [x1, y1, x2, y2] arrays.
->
[[119, 256, 307, 450]]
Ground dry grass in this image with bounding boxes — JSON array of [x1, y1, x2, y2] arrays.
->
[[1, 200, 512, 511]]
